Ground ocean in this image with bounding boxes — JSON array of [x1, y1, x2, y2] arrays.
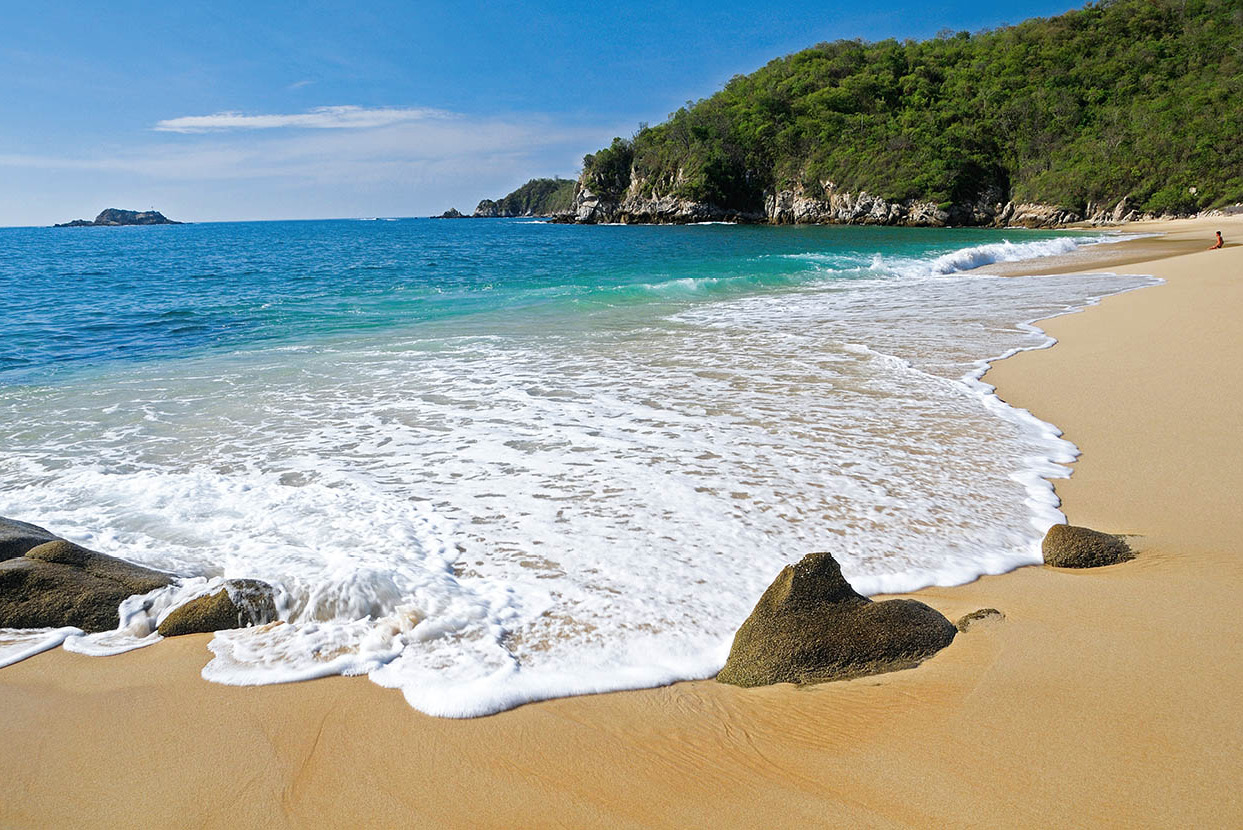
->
[[0, 218, 1155, 716]]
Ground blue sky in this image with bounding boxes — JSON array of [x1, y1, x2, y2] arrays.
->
[[0, 1, 1082, 226]]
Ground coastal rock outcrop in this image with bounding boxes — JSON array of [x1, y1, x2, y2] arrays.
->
[[54, 208, 182, 227], [553, 171, 728, 224], [472, 178, 577, 218], [1042, 524, 1134, 568], [1004, 202, 1083, 227], [565, 183, 764, 225], [0, 530, 173, 633], [436, 208, 468, 219], [472, 199, 501, 218], [763, 181, 994, 227], [560, 170, 1134, 229], [157, 579, 278, 636], [556, 166, 1175, 229], [717, 551, 957, 687]]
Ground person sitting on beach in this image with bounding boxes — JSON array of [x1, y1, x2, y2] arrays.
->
[[1209, 231, 1224, 249]]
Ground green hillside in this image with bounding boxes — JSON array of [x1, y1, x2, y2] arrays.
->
[[582, 0, 1243, 217], [475, 178, 577, 217]]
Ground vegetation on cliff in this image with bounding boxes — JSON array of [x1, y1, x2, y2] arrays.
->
[[581, 0, 1243, 217], [475, 178, 577, 217]]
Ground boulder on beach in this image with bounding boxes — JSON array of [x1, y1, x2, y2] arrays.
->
[[717, 552, 957, 687], [1042, 524, 1134, 568], [157, 579, 278, 637], [0, 536, 173, 633]]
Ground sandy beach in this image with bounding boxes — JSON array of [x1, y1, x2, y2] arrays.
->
[[2, 216, 1241, 829]]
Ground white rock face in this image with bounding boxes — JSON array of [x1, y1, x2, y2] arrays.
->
[[561, 167, 1168, 228]]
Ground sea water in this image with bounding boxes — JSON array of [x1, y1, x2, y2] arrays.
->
[[0, 219, 1155, 716]]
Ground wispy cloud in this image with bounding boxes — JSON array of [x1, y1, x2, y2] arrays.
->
[[1, 107, 619, 185], [153, 105, 449, 133], [287, 80, 315, 90]]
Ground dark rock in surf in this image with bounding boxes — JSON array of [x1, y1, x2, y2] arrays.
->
[[0, 534, 173, 633], [1042, 524, 1134, 568], [717, 551, 956, 687], [157, 579, 278, 636]]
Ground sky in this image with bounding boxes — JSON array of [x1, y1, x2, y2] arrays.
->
[[0, 1, 1084, 226]]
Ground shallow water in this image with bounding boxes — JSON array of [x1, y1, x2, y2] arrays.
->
[[0, 219, 1155, 715]]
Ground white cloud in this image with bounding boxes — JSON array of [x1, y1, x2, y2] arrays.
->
[[4, 109, 614, 182], [153, 105, 449, 133]]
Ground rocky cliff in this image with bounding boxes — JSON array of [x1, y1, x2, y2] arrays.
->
[[557, 170, 1163, 229], [471, 178, 576, 218]]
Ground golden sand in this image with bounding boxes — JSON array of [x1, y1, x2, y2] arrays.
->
[[2, 216, 1241, 828]]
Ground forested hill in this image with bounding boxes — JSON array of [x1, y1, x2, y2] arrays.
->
[[569, 0, 1243, 226], [474, 178, 576, 217]]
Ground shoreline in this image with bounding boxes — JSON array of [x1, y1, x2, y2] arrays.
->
[[2, 215, 1241, 827]]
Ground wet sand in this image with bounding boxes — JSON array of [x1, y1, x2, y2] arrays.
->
[[2, 216, 1241, 828]]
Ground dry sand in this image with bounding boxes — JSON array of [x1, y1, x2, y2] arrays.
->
[[2, 217, 1241, 829]]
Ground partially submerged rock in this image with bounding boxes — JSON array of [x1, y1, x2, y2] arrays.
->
[[956, 608, 1005, 632], [0, 538, 173, 633], [717, 552, 957, 687], [157, 579, 277, 637], [1042, 524, 1134, 568]]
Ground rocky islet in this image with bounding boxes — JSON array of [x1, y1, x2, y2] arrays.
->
[[54, 208, 182, 227]]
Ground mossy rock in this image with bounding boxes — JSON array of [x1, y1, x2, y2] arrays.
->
[[26, 540, 96, 567], [158, 579, 277, 637], [0, 538, 173, 632], [1042, 524, 1134, 568], [717, 552, 957, 688], [955, 608, 1005, 632]]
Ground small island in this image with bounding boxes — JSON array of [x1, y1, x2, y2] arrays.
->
[[54, 208, 183, 227]]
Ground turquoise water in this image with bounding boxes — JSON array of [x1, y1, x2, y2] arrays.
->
[[0, 219, 1155, 716], [2, 219, 1090, 384]]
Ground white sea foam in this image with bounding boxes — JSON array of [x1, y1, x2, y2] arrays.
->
[[785, 233, 1136, 281], [0, 627, 82, 668], [62, 577, 243, 656], [880, 235, 1092, 276], [0, 236, 1158, 716]]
